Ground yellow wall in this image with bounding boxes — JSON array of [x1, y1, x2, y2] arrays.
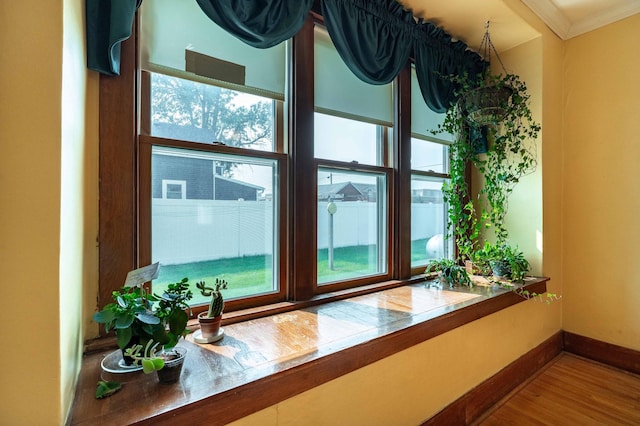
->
[[2, 0, 636, 423], [563, 14, 640, 351], [0, 0, 90, 423]]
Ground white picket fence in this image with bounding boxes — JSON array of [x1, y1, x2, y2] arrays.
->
[[152, 199, 444, 265]]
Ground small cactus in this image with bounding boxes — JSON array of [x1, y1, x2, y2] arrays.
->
[[196, 278, 228, 318]]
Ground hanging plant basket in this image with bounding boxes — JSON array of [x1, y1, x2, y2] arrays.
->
[[463, 84, 513, 126]]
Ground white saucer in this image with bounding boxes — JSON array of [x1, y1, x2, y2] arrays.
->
[[101, 349, 143, 373], [193, 328, 225, 344]]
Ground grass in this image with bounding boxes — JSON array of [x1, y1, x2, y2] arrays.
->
[[154, 241, 435, 305], [154, 244, 389, 304]]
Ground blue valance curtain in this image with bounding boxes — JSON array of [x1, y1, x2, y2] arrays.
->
[[195, 0, 313, 49], [86, 0, 484, 112], [86, 0, 142, 76], [413, 22, 484, 113], [321, 0, 414, 85]]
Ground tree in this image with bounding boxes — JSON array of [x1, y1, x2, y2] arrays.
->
[[150, 73, 273, 177]]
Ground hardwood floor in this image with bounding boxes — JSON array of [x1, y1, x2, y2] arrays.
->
[[477, 353, 640, 425]]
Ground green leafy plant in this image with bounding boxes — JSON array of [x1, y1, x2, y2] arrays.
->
[[426, 258, 472, 287], [153, 277, 193, 348], [474, 242, 530, 282], [93, 277, 193, 350], [196, 278, 228, 318], [432, 72, 540, 259], [124, 340, 165, 374], [514, 288, 562, 304], [92, 286, 160, 350]]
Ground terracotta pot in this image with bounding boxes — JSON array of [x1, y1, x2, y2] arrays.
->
[[156, 347, 186, 384], [198, 312, 222, 338]]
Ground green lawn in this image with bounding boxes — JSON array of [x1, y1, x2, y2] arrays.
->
[[153, 244, 388, 304]]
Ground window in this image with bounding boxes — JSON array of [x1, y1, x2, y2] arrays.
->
[[410, 66, 453, 270], [161, 179, 186, 200], [98, 8, 454, 316]]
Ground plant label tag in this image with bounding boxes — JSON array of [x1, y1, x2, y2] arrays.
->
[[124, 262, 160, 288]]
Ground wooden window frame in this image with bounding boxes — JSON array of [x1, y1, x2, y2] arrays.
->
[[97, 12, 420, 321]]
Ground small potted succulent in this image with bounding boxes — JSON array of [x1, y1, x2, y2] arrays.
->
[[196, 278, 228, 340]]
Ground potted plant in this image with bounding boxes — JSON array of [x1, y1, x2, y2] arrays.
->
[[124, 339, 188, 384], [196, 278, 228, 341], [476, 242, 529, 282], [432, 71, 539, 260], [92, 285, 160, 365], [93, 276, 193, 367], [152, 277, 193, 348], [425, 258, 472, 288]]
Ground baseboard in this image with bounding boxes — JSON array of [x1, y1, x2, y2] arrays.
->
[[422, 331, 563, 425], [563, 331, 640, 375]]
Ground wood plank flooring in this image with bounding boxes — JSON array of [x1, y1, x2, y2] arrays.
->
[[477, 353, 640, 425]]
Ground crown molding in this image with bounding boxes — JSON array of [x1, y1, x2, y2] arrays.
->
[[567, 3, 640, 38], [521, 0, 571, 39], [522, 0, 640, 40]]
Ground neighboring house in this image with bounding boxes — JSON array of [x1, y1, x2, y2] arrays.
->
[[318, 182, 377, 202], [152, 153, 263, 201]]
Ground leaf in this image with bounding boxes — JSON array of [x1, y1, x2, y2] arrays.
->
[[141, 358, 164, 373], [137, 311, 161, 325], [141, 359, 155, 374], [115, 328, 132, 349], [114, 312, 135, 329], [95, 381, 122, 399], [92, 310, 115, 324]]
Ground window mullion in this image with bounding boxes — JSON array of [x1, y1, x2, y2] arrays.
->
[[394, 64, 412, 280], [289, 15, 316, 301]]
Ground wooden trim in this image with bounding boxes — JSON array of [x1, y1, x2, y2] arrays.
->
[[72, 278, 549, 425], [422, 331, 563, 425], [98, 30, 138, 312], [563, 331, 640, 375], [395, 64, 412, 280], [289, 15, 316, 300]]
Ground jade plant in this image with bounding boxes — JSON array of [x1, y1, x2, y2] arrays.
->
[[196, 278, 228, 318], [92, 285, 160, 351], [152, 277, 193, 348], [93, 277, 193, 351]]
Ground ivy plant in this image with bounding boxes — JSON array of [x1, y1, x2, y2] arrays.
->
[[432, 72, 540, 259]]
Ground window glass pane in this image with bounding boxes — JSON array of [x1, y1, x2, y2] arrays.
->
[[317, 169, 387, 284], [411, 176, 452, 267], [151, 146, 279, 304], [411, 138, 449, 173], [150, 73, 274, 151], [314, 113, 384, 165]]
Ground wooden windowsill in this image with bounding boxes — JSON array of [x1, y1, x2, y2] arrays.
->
[[69, 276, 548, 425]]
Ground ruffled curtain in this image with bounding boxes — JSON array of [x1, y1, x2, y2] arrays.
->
[[321, 0, 414, 85], [413, 21, 484, 113], [195, 0, 313, 49], [86, 0, 142, 76], [85, 0, 486, 116]]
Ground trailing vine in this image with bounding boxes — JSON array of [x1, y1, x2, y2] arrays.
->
[[433, 72, 540, 258]]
